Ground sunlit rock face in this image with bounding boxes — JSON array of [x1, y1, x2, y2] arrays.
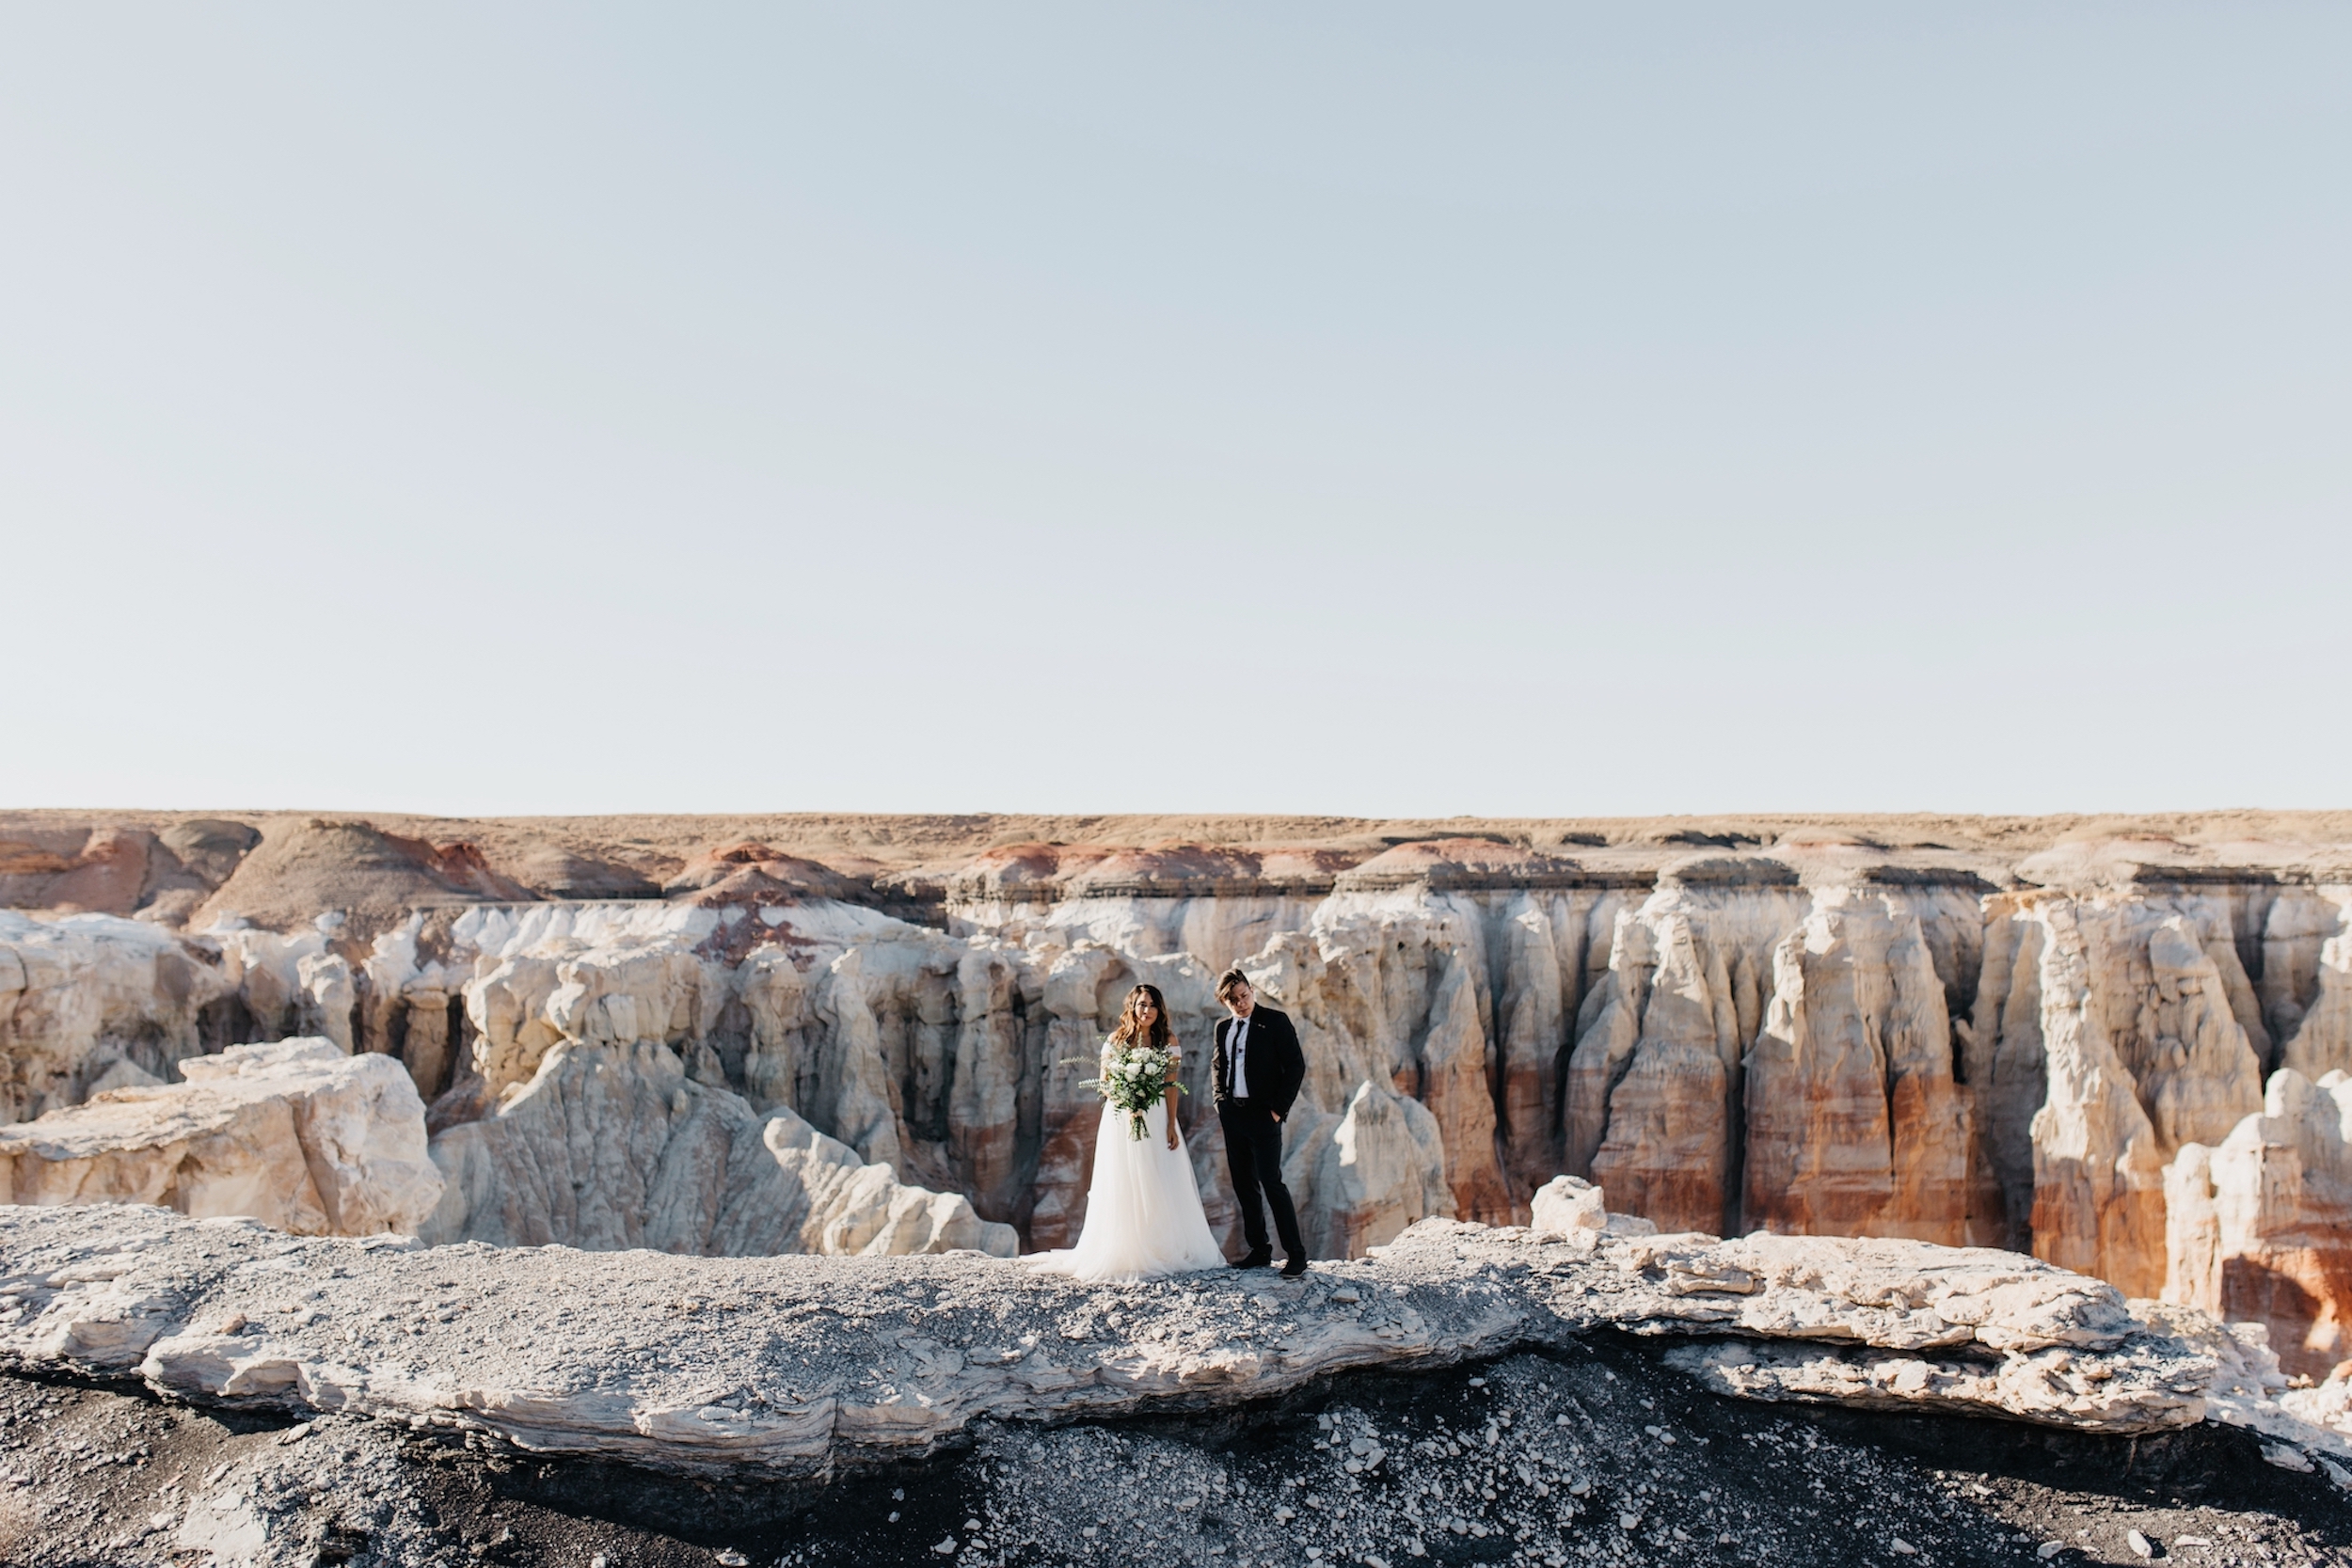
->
[[419, 897, 1232, 1258], [2275, 890, 2352, 1083], [0, 1037, 438, 1235], [0, 911, 232, 1122], [1561, 856, 1981, 1243], [2165, 1068, 2352, 1379], [8, 812, 2352, 1378], [1739, 887, 1972, 1245], [1964, 862, 2347, 1373], [1951, 857, 2327, 1362], [421, 1038, 1017, 1258], [1533, 841, 2352, 1377], [1303, 840, 1639, 1225], [1979, 891, 2265, 1299]]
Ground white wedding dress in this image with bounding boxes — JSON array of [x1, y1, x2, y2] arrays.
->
[[1025, 1050, 1226, 1283]]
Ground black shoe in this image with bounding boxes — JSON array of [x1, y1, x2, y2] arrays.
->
[[1279, 1257, 1308, 1278], [1230, 1253, 1272, 1270]]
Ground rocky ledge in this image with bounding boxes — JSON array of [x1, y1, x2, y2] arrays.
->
[[0, 1185, 2249, 1482]]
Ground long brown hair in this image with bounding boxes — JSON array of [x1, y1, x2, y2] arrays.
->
[[1109, 983, 1172, 1051]]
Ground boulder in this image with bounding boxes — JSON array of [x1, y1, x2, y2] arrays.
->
[[2280, 1358, 2352, 1440], [1529, 1173, 1606, 1239], [0, 1037, 438, 1235]]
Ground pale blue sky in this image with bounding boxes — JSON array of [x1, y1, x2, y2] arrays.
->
[[6, 6, 2346, 817]]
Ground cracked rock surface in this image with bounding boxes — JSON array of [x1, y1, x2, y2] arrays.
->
[[1, 1204, 2225, 1484]]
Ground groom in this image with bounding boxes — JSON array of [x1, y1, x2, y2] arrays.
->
[[1211, 967, 1308, 1277]]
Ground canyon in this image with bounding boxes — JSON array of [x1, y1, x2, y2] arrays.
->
[[4, 807, 2351, 1390]]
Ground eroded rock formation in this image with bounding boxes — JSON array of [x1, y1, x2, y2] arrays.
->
[[0, 1037, 439, 1235], [1740, 888, 1970, 1244], [422, 1038, 1017, 1257], [7, 811, 2352, 1381], [2165, 1069, 2352, 1379], [0, 911, 231, 1121]]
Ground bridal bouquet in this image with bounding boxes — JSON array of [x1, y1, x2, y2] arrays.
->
[[1082, 1040, 1184, 1141]]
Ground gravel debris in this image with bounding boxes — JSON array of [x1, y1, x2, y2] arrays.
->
[[0, 1339, 2344, 1567]]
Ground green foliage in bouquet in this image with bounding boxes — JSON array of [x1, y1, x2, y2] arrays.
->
[[1080, 1039, 1184, 1141]]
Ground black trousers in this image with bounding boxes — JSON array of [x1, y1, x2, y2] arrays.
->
[[1217, 1098, 1306, 1262]]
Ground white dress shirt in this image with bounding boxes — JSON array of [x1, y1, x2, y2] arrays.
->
[[1228, 1014, 1251, 1099]]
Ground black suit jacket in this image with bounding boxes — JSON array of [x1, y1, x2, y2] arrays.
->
[[1213, 1005, 1305, 1117]]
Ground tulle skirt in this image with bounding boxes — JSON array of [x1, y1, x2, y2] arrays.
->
[[1024, 1101, 1227, 1282]]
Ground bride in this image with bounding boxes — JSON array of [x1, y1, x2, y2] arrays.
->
[[1024, 983, 1227, 1282]]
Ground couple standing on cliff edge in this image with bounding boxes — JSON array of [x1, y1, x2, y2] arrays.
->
[[1023, 967, 1309, 1283]]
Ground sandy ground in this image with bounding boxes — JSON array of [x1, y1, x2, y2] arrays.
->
[[15, 803, 2352, 939], [10, 807, 2352, 885]]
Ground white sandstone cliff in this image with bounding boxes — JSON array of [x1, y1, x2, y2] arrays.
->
[[9, 824, 2352, 1383], [421, 1037, 1016, 1257], [0, 911, 231, 1122]]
